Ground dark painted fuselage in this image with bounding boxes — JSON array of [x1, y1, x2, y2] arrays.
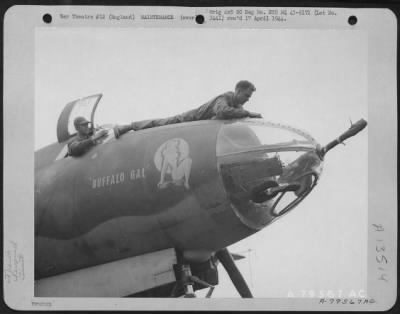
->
[[35, 119, 322, 280]]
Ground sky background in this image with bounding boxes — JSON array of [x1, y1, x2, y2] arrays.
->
[[35, 27, 368, 298]]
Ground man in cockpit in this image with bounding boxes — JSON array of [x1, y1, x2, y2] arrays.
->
[[114, 80, 263, 138], [68, 117, 108, 157]]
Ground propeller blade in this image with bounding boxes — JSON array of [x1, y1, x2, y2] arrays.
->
[[215, 248, 253, 298]]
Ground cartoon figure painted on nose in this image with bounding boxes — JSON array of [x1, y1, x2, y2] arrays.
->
[[154, 138, 192, 190]]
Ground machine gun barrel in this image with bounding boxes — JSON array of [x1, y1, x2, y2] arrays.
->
[[318, 119, 367, 159]]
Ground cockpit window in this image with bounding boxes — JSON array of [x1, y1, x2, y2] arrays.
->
[[217, 120, 317, 156], [57, 94, 102, 143], [67, 97, 100, 135], [217, 123, 262, 155]]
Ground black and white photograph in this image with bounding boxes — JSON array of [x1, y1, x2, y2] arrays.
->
[[3, 5, 397, 311]]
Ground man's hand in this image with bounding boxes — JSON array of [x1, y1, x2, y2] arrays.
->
[[92, 129, 108, 141], [249, 112, 262, 118]]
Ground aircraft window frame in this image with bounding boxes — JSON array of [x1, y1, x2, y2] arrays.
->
[[242, 119, 318, 143], [271, 172, 319, 217], [217, 120, 318, 157], [57, 94, 103, 143]]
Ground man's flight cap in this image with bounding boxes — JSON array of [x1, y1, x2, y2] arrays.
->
[[74, 116, 90, 127]]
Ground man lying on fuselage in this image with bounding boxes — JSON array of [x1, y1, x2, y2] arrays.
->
[[114, 80, 262, 138]]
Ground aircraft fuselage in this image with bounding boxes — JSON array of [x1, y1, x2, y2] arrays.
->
[[35, 119, 322, 280]]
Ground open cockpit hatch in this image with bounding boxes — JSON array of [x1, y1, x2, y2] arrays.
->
[[57, 94, 103, 143]]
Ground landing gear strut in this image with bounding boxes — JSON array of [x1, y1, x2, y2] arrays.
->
[[180, 264, 196, 298], [172, 263, 215, 298]]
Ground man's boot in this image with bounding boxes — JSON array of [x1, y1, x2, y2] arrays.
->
[[113, 124, 133, 139]]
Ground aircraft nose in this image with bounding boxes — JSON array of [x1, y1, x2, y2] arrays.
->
[[216, 120, 324, 229], [218, 149, 323, 228]]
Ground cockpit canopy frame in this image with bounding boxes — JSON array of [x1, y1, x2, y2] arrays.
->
[[56, 93, 102, 143], [217, 119, 319, 157]]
